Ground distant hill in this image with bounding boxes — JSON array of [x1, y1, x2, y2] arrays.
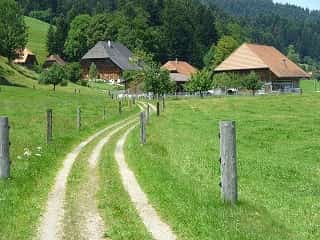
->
[[203, 0, 320, 62], [25, 16, 49, 64]]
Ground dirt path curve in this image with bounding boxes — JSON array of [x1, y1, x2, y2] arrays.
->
[[114, 121, 177, 240], [37, 115, 138, 240]]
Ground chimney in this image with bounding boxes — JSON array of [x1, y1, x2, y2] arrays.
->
[[282, 59, 287, 67], [108, 40, 111, 48], [175, 58, 178, 64]]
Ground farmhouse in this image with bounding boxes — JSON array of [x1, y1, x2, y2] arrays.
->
[[43, 55, 66, 68], [80, 41, 141, 82], [13, 48, 38, 66], [162, 60, 197, 92], [215, 43, 310, 92]]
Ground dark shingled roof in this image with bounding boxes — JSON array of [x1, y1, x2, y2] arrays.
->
[[81, 41, 141, 71]]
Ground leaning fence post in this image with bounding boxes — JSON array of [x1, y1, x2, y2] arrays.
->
[[77, 107, 81, 130], [157, 101, 160, 117], [140, 112, 146, 144], [219, 121, 238, 204], [0, 117, 10, 179], [47, 109, 53, 144]]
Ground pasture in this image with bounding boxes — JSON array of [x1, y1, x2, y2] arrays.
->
[[0, 86, 135, 239], [126, 92, 320, 240]]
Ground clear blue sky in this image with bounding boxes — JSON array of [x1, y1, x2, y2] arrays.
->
[[274, 0, 320, 10]]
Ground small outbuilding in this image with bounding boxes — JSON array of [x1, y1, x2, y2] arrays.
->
[[80, 41, 141, 83], [43, 55, 66, 68], [215, 43, 310, 93], [162, 60, 197, 92], [13, 48, 38, 67]]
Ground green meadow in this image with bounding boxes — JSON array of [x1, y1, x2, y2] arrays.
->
[[126, 92, 320, 240]]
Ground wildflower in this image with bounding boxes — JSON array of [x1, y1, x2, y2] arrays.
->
[[17, 156, 22, 160], [24, 148, 32, 158], [37, 146, 42, 151], [35, 153, 41, 157]]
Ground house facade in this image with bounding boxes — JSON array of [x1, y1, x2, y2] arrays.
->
[[81, 41, 140, 82], [162, 60, 197, 92], [13, 48, 38, 66], [215, 43, 310, 92]]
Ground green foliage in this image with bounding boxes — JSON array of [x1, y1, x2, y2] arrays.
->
[[143, 64, 173, 95], [185, 68, 213, 94], [64, 14, 91, 61], [287, 44, 300, 64], [213, 72, 241, 89], [47, 24, 57, 55], [65, 62, 82, 83], [86, 13, 110, 48], [29, 9, 52, 23], [0, 0, 28, 62], [211, 36, 239, 67], [89, 62, 98, 80], [54, 14, 69, 56], [39, 64, 66, 90], [240, 71, 263, 95]]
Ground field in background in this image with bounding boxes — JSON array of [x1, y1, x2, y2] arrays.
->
[[126, 93, 320, 240]]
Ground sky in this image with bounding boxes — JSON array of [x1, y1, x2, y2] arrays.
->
[[274, 0, 320, 10]]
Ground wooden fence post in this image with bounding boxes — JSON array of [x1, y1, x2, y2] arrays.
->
[[77, 107, 81, 130], [140, 112, 146, 144], [162, 96, 165, 110], [146, 104, 150, 123], [157, 101, 160, 116], [219, 121, 238, 204], [119, 101, 122, 114], [0, 117, 10, 179], [47, 109, 53, 144], [103, 107, 106, 120]]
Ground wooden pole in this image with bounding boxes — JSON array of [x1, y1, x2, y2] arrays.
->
[[157, 101, 160, 117], [140, 112, 146, 144], [119, 101, 122, 114], [47, 109, 53, 144], [162, 96, 165, 110], [219, 121, 238, 204], [0, 117, 10, 179], [146, 104, 150, 124], [77, 107, 81, 130]]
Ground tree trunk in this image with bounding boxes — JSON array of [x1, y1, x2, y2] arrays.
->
[[53, 84, 56, 92]]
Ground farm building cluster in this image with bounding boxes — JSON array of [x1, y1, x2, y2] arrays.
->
[[13, 41, 310, 94]]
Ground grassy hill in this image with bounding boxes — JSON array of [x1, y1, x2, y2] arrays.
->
[[127, 93, 320, 239], [25, 16, 49, 64]]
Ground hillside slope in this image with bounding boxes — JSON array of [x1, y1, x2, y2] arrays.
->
[[25, 16, 49, 64]]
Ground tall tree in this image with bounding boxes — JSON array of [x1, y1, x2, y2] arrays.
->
[[64, 14, 91, 61], [47, 24, 57, 55], [54, 14, 69, 57], [0, 0, 28, 62]]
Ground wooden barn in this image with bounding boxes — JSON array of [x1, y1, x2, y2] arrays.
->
[[80, 41, 140, 82], [13, 48, 38, 67], [162, 60, 197, 92], [43, 55, 66, 68], [215, 43, 310, 92]]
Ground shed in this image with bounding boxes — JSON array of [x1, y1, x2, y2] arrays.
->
[[43, 55, 66, 68]]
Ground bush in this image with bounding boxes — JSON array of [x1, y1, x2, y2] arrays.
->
[[79, 80, 88, 87], [60, 79, 68, 86], [65, 62, 82, 83]]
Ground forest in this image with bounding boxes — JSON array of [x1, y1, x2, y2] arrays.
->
[[14, 0, 320, 68]]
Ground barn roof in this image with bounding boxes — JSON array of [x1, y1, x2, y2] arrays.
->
[[162, 60, 197, 77], [81, 41, 140, 71], [13, 48, 36, 64], [45, 55, 66, 65], [169, 73, 190, 82], [215, 43, 310, 78]]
